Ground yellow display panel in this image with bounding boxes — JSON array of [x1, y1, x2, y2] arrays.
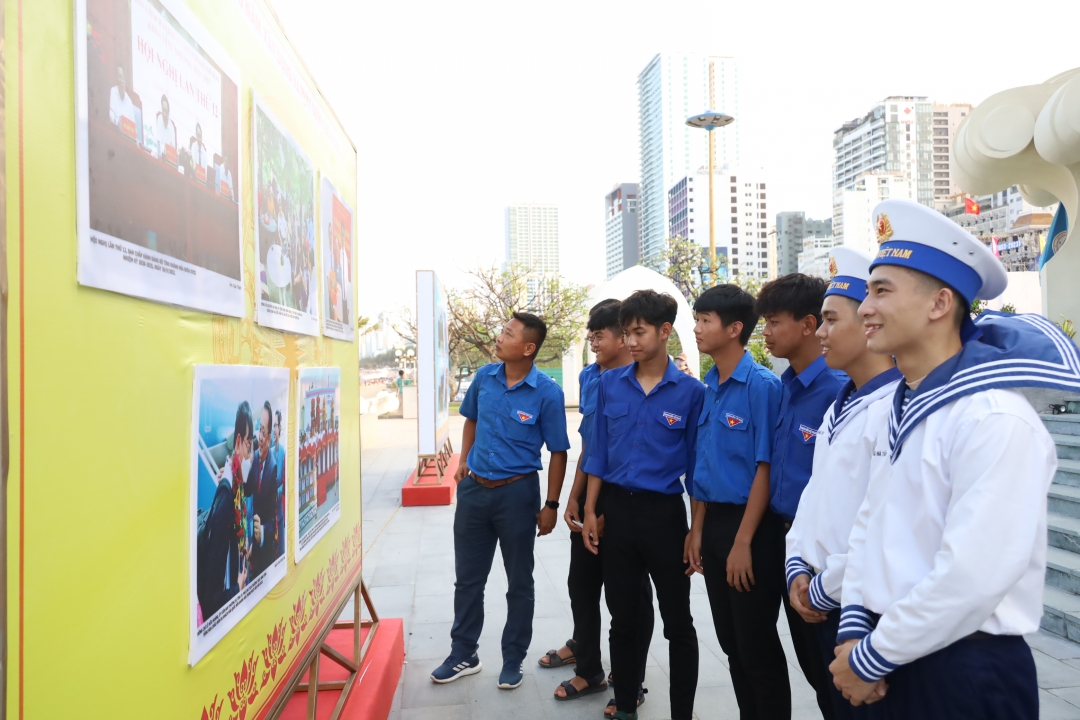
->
[[7, 0, 361, 716]]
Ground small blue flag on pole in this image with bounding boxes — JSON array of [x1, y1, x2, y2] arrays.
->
[[1039, 203, 1068, 271]]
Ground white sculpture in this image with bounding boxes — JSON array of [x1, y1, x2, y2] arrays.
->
[[952, 68, 1080, 327]]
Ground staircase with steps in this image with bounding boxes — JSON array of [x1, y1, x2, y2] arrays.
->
[[1041, 413, 1080, 641]]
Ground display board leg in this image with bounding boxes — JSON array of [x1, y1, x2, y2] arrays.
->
[[413, 438, 456, 486], [268, 577, 380, 720]]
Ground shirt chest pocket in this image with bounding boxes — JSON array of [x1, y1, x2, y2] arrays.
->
[[651, 410, 686, 446], [603, 403, 630, 436], [504, 406, 540, 442], [794, 424, 819, 446], [720, 410, 748, 432]]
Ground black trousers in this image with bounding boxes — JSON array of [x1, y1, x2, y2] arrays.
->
[[701, 504, 790, 720], [567, 528, 654, 682], [864, 634, 1037, 720], [778, 519, 835, 720], [817, 610, 868, 720], [601, 484, 698, 720]]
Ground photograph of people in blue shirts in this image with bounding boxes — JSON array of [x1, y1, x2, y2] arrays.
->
[[541, 300, 654, 716], [684, 284, 786, 718], [757, 273, 846, 720], [430, 312, 570, 691], [581, 290, 704, 720]]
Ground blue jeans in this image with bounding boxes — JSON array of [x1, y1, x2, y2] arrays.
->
[[450, 472, 541, 665]]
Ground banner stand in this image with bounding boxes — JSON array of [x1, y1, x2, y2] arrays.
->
[[266, 576, 380, 720], [414, 437, 454, 485]]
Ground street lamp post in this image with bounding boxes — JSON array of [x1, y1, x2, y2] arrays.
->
[[686, 111, 734, 287]]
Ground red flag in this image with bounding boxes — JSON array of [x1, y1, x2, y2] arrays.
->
[[965, 197, 981, 215]]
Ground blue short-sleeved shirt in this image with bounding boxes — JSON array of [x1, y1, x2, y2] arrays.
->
[[582, 359, 705, 495], [692, 351, 782, 504], [769, 355, 847, 520], [577, 363, 603, 464], [459, 362, 570, 480]]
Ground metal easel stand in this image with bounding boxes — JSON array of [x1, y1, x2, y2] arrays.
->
[[269, 576, 380, 720], [413, 437, 454, 485]]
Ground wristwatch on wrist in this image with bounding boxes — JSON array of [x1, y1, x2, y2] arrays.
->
[[544, 500, 560, 510]]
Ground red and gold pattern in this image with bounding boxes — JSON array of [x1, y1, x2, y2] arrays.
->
[[227, 652, 260, 720], [201, 695, 224, 720], [260, 620, 288, 686]]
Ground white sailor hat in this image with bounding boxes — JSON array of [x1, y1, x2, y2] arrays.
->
[[869, 199, 1007, 302], [825, 246, 872, 302]]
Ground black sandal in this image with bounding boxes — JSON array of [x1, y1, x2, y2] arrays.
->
[[554, 671, 607, 701], [604, 687, 646, 717], [538, 639, 577, 668]]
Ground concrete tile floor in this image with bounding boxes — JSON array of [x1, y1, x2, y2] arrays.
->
[[359, 412, 1080, 719]]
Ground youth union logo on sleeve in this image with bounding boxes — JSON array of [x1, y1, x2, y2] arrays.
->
[[725, 413, 745, 427], [516, 411, 534, 423], [662, 411, 682, 425], [799, 425, 819, 443]]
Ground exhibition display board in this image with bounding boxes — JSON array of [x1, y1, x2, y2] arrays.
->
[[8, 0, 362, 716], [412, 270, 454, 487]]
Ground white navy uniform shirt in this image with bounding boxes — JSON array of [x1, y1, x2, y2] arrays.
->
[[838, 386, 1057, 682], [785, 368, 902, 611]]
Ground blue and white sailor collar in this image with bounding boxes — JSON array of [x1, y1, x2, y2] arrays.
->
[[888, 311, 1080, 461], [827, 367, 903, 444]]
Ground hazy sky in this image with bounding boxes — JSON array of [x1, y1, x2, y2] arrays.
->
[[268, 0, 1076, 318]]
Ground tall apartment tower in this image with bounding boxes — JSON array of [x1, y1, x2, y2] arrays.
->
[[605, 183, 640, 279], [505, 203, 559, 274], [667, 169, 768, 280], [833, 173, 913, 256], [638, 53, 740, 265], [931, 102, 972, 209], [775, 212, 832, 277]]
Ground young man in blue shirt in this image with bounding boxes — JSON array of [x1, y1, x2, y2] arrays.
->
[[545, 300, 654, 714], [758, 274, 846, 719], [685, 284, 786, 718], [581, 290, 705, 720], [430, 312, 570, 690]]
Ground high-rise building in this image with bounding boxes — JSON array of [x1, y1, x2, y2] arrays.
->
[[505, 203, 559, 274], [668, 168, 768, 280], [605, 183, 640, 279], [833, 96, 933, 209], [638, 53, 740, 264], [940, 185, 1055, 239], [833, 172, 913, 257], [798, 236, 838, 279], [776, 212, 832, 276], [931, 103, 972, 209]]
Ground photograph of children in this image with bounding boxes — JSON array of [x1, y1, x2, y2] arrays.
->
[[76, 0, 243, 317], [319, 177, 355, 342], [294, 367, 342, 561], [253, 93, 319, 336], [190, 364, 290, 666]]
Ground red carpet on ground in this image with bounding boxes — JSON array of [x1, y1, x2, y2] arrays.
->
[[280, 617, 404, 720], [401, 453, 460, 506]]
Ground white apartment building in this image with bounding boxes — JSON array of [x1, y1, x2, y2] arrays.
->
[[941, 185, 1055, 239], [605, 183, 640, 279], [798, 236, 838, 279], [668, 168, 769, 280], [505, 203, 559, 274], [638, 53, 740, 264], [833, 173, 913, 257], [931, 103, 972, 209], [775, 212, 832, 277]]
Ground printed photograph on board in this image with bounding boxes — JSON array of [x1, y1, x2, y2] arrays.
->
[[294, 367, 341, 561], [320, 177, 355, 341], [435, 279, 451, 433], [253, 94, 319, 336], [190, 365, 289, 666], [76, 0, 243, 316]]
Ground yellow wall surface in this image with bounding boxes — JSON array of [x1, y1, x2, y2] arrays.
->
[[7, 0, 361, 717]]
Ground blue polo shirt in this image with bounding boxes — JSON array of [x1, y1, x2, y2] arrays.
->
[[769, 355, 847, 520], [692, 351, 782, 504], [582, 359, 705, 495], [460, 362, 570, 480], [577, 363, 603, 463]]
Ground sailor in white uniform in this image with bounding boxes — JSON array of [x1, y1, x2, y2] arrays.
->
[[830, 199, 1079, 718], [785, 246, 902, 719]]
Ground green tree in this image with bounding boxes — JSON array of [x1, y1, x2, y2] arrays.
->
[[644, 235, 727, 304]]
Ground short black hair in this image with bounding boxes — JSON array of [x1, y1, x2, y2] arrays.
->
[[275, 409, 282, 427], [694, 284, 758, 346], [233, 401, 253, 446], [913, 270, 969, 330], [619, 290, 677, 329], [587, 299, 622, 333], [512, 311, 547, 356], [262, 401, 273, 430], [755, 273, 827, 330]]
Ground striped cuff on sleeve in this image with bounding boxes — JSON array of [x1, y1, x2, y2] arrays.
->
[[785, 556, 812, 592], [848, 633, 899, 683], [807, 573, 840, 612], [836, 605, 878, 643]]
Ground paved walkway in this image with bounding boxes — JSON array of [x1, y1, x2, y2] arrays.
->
[[360, 412, 1080, 720]]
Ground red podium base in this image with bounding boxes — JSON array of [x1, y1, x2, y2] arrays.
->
[[280, 617, 405, 720], [402, 453, 460, 506]]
